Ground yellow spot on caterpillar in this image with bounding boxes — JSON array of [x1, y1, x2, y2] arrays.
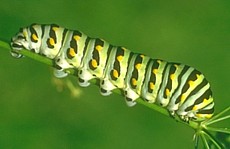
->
[[196, 74, 201, 79], [49, 38, 55, 46], [205, 114, 213, 119], [117, 55, 123, 62], [52, 27, 59, 31], [113, 69, 119, 78], [170, 74, 175, 80], [74, 35, 81, 41], [149, 82, 155, 90], [132, 78, 137, 86], [196, 114, 202, 118], [203, 98, 209, 104], [135, 63, 142, 70], [96, 45, 103, 51], [32, 33, 38, 41], [196, 113, 213, 119], [69, 48, 76, 57], [193, 99, 209, 111], [188, 80, 195, 87], [165, 88, 170, 97], [193, 105, 198, 111], [180, 94, 186, 103], [153, 69, 158, 74], [91, 59, 98, 68]]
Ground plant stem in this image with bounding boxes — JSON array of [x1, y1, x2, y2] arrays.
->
[[0, 40, 200, 129]]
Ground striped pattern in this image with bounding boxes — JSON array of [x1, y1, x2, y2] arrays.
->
[[11, 24, 214, 121]]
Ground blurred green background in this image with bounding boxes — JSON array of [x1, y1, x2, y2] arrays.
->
[[0, 0, 229, 149]]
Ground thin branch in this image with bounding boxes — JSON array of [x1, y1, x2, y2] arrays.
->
[[206, 127, 230, 134], [202, 130, 223, 149]]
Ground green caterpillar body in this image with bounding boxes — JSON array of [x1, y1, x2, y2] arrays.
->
[[11, 24, 214, 121]]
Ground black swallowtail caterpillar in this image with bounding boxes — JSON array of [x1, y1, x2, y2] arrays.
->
[[10, 24, 214, 121]]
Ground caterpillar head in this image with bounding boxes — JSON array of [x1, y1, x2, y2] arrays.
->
[[10, 28, 28, 58], [10, 24, 42, 58]]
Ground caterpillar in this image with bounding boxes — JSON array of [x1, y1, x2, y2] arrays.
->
[[10, 24, 214, 121]]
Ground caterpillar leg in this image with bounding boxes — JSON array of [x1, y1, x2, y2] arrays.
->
[[123, 88, 139, 107], [77, 69, 95, 87], [125, 98, 137, 107], [53, 57, 72, 78], [78, 77, 90, 87], [11, 50, 23, 58], [100, 79, 117, 96], [100, 88, 112, 96], [53, 68, 68, 78]]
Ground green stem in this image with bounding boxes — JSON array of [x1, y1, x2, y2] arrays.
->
[[1, 40, 199, 129], [202, 129, 223, 149]]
